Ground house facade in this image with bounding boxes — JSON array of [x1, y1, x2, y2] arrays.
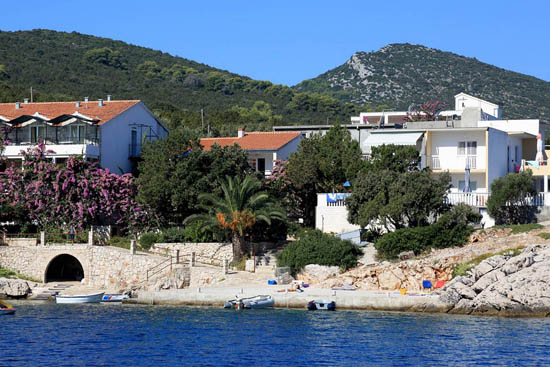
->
[[199, 129, 303, 177], [0, 98, 168, 174], [280, 92, 549, 233]]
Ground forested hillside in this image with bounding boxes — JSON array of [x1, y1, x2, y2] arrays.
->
[[295, 44, 550, 119], [0, 29, 364, 134]]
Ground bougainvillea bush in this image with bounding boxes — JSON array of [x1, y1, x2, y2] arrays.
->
[[0, 142, 154, 232]]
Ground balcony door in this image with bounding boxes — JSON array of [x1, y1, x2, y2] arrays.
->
[[70, 125, 85, 144], [30, 126, 45, 144], [458, 141, 477, 169]]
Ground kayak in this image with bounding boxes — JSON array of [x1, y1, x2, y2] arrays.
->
[[0, 300, 16, 315]]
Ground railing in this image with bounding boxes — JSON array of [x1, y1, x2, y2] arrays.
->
[[425, 155, 479, 170], [146, 255, 176, 282], [318, 193, 351, 207], [8, 138, 99, 146], [445, 192, 489, 207]]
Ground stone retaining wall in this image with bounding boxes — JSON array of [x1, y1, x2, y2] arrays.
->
[[151, 243, 233, 265], [0, 244, 168, 290], [5, 238, 39, 247]]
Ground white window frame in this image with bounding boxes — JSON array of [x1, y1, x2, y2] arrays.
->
[[30, 125, 45, 144]]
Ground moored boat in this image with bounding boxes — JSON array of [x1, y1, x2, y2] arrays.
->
[[224, 295, 274, 309], [0, 300, 16, 315], [56, 292, 104, 304], [101, 294, 129, 303], [307, 300, 336, 311]]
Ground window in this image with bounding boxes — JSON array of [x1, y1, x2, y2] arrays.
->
[[458, 180, 477, 191], [70, 125, 85, 143], [458, 141, 477, 155], [30, 126, 45, 144], [257, 158, 266, 174]]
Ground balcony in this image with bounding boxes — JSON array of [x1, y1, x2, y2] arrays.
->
[[425, 155, 481, 171], [445, 192, 546, 207], [522, 159, 550, 176]]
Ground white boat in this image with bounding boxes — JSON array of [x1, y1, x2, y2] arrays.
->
[[55, 292, 104, 304], [224, 295, 274, 309], [0, 300, 16, 315], [307, 299, 336, 311], [101, 294, 129, 303]]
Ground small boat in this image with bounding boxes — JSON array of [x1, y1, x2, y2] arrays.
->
[[307, 300, 336, 311], [101, 294, 129, 303], [0, 300, 16, 315], [55, 292, 104, 304], [224, 295, 274, 309]]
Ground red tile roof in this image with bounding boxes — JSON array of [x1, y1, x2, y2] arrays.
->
[[0, 100, 140, 125], [200, 132, 302, 151]]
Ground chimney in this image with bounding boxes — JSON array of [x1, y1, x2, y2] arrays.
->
[[76, 101, 81, 108], [107, 95, 112, 102], [15, 102, 20, 109], [84, 96, 89, 103], [23, 98, 29, 104], [98, 99, 104, 107], [237, 128, 245, 138]]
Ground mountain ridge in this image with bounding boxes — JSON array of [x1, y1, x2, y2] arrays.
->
[[294, 43, 550, 119]]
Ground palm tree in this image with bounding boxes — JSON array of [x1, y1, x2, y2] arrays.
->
[[185, 175, 286, 261]]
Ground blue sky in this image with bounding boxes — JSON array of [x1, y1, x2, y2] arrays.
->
[[1, 1, 549, 86]]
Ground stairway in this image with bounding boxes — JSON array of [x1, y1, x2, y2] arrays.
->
[[254, 252, 277, 275], [32, 283, 73, 301]]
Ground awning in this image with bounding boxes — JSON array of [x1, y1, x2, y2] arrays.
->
[[363, 132, 424, 148]]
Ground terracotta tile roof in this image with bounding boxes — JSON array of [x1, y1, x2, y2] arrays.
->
[[200, 131, 302, 151], [0, 100, 140, 125]]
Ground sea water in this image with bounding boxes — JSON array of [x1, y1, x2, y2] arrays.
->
[[2, 302, 549, 366]]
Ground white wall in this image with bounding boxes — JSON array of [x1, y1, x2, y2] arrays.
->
[[315, 194, 359, 234], [430, 130, 487, 170], [455, 94, 501, 119], [448, 172, 487, 193], [487, 128, 509, 189], [99, 102, 167, 174], [479, 119, 540, 136]]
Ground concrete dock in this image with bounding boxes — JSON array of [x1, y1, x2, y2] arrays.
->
[[126, 287, 451, 313]]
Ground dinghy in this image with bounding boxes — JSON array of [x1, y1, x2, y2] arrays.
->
[[56, 292, 104, 304], [307, 300, 336, 311], [0, 300, 16, 315], [101, 294, 129, 303], [224, 295, 274, 309]]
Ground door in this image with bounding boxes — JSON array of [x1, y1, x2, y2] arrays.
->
[[257, 158, 266, 175], [131, 129, 137, 157]]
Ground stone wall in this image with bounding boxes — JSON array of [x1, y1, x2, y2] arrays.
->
[[151, 243, 232, 265], [5, 238, 39, 247], [0, 244, 168, 290]]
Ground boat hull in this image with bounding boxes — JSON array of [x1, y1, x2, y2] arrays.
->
[[0, 300, 16, 315], [56, 292, 104, 304], [224, 295, 274, 309], [101, 294, 129, 303], [307, 300, 336, 311]]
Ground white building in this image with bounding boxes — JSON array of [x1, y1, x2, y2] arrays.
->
[[305, 93, 549, 232], [0, 98, 168, 174], [200, 129, 303, 177]]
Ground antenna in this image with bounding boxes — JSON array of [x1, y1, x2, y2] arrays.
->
[[30, 87, 33, 103]]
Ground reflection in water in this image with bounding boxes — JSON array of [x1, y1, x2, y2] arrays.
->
[[2, 303, 550, 366]]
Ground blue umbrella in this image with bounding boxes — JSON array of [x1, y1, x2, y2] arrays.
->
[[343, 181, 351, 187], [463, 162, 471, 193]]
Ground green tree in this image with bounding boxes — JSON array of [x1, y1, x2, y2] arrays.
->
[[84, 47, 127, 69], [285, 125, 365, 226], [137, 128, 254, 224], [346, 145, 451, 231], [487, 171, 537, 225], [185, 175, 286, 260]]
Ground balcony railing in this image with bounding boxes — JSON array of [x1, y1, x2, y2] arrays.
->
[[425, 155, 478, 170], [445, 192, 489, 207]]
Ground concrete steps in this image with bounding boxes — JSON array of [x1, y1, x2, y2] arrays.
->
[[32, 283, 73, 300]]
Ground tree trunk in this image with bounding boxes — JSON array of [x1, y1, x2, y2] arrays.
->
[[232, 231, 246, 262]]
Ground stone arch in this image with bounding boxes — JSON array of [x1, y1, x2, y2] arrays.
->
[[45, 254, 85, 283]]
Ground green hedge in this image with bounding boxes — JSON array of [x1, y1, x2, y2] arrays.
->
[[276, 229, 362, 275], [375, 204, 479, 260]]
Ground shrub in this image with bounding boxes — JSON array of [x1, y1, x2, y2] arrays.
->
[[276, 229, 362, 275], [159, 227, 186, 243], [538, 232, 550, 240], [487, 171, 536, 225], [507, 223, 543, 234], [452, 246, 524, 277], [108, 236, 131, 249], [375, 205, 478, 260], [183, 221, 213, 243], [139, 232, 159, 250]]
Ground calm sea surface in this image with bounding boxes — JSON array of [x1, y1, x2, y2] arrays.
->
[[2, 302, 550, 366]]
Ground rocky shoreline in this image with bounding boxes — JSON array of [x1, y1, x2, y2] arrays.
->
[[438, 244, 550, 316]]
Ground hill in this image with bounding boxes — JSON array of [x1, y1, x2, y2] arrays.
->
[[294, 44, 550, 119], [0, 29, 362, 134]]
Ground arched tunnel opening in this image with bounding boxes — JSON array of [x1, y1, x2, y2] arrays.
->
[[45, 254, 84, 283]]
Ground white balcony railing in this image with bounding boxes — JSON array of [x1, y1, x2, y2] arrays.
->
[[427, 155, 478, 170], [445, 192, 489, 207]]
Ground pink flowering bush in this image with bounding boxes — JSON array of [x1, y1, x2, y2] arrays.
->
[[0, 142, 154, 232]]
